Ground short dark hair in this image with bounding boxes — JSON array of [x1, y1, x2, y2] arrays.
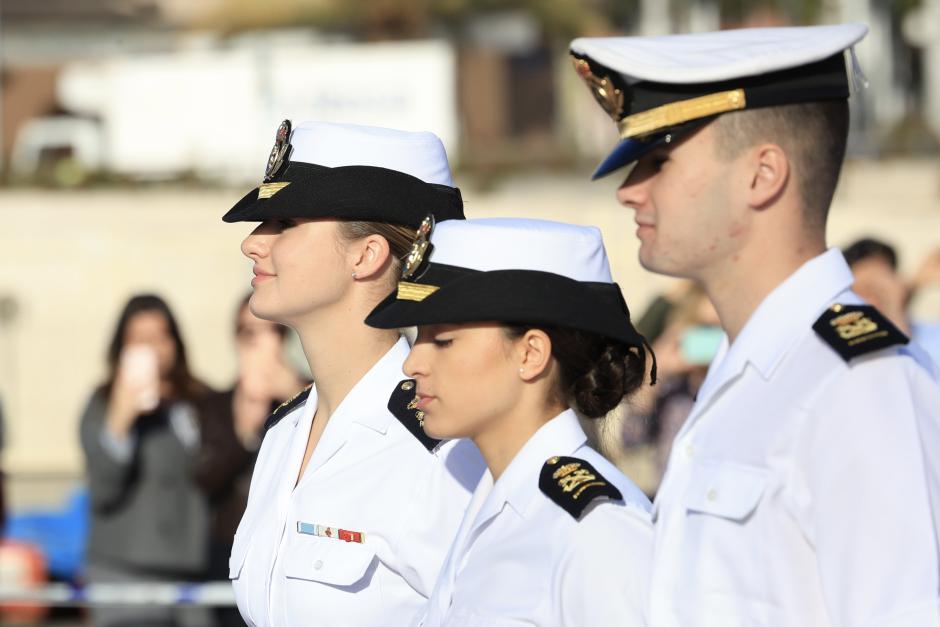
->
[[712, 100, 849, 230], [505, 325, 647, 418], [843, 237, 898, 270]]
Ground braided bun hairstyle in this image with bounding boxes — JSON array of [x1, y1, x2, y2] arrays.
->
[[505, 326, 649, 418]]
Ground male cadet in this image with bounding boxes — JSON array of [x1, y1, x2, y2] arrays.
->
[[570, 24, 940, 627]]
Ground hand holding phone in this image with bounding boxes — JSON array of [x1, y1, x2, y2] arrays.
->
[[119, 344, 160, 412]]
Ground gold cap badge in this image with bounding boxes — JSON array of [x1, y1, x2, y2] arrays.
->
[[572, 57, 626, 122], [264, 119, 293, 182], [401, 214, 435, 280]]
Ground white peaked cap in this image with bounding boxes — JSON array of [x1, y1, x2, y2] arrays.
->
[[571, 23, 868, 85], [429, 218, 614, 283], [290, 121, 455, 186]]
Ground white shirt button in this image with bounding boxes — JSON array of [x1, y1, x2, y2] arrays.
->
[[685, 444, 695, 458], [707, 489, 718, 502], [314, 560, 324, 570]]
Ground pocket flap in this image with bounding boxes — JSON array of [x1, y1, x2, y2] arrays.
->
[[283, 535, 377, 587], [686, 461, 769, 521]]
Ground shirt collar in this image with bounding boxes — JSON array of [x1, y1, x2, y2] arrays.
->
[[486, 409, 588, 519], [698, 248, 854, 399], [289, 336, 410, 434]]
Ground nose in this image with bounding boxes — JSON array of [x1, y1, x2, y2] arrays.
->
[[403, 342, 429, 380], [616, 170, 650, 211], [241, 224, 271, 260]]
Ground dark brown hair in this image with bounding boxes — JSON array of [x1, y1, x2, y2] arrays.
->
[[505, 325, 647, 418], [102, 294, 207, 403], [712, 100, 849, 230]]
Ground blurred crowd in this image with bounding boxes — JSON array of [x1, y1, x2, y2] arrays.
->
[[0, 236, 937, 626], [622, 237, 940, 494]]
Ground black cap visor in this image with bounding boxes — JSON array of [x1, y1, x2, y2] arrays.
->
[[223, 162, 464, 228]]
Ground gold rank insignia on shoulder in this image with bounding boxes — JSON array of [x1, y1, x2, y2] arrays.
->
[[401, 214, 435, 280], [539, 455, 623, 520], [812, 303, 908, 362], [264, 384, 313, 433], [264, 119, 293, 183], [572, 57, 626, 122]]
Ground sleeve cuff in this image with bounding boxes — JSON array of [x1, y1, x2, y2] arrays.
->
[[99, 428, 136, 463]]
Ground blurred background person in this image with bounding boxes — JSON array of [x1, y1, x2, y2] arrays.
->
[[0, 395, 5, 535], [79, 294, 212, 627], [843, 238, 911, 332], [195, 294, 305, 627], [624, 284, 721, 493], [844, 237, 940, 368]]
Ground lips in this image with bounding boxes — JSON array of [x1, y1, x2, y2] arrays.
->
[[251, 267, 276, 287], [414, 393, 435, 410]]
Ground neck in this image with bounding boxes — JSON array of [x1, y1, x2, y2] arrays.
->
[[293, 304, 399, 421], [701, 229, 825, 343], [472, 400, 566, 481]]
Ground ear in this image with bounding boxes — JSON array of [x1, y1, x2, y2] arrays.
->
[[517, 329, 553, 381], [747, 143, 789, 210], [349, 234, 393, 280]]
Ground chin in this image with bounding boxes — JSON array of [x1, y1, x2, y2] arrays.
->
[[639, 250, 692, 279], [422, 414, 466, 441], [248, 296, 287, 325]]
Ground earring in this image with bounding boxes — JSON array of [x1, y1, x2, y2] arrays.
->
[[351, 271, 358, 279], [518, 367, 525, 376]]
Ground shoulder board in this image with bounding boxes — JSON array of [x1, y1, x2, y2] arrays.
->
[[539, 455, 623, 520], [812, 304, 908, 362], [387, 379, 441, 452], [264, 384, 312, 433]]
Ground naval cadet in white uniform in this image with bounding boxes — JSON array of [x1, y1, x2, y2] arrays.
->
[[366, 217, 655, 626], [222, 120, 485, 627], [571, 23, 940, 627]]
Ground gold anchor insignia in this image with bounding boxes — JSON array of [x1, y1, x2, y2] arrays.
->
[[401, 214, 435, 279], [830, 310, 879, 340], [572, 57, 625, 122], [264, 119, 293, 182]]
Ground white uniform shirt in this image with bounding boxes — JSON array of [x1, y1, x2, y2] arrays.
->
[[649, 249, 940, 627], [418, 409, 653, 627], [230, 338, 485, 627]]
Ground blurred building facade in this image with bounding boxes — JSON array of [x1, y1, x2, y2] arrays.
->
[[1, 0, 938, 182]]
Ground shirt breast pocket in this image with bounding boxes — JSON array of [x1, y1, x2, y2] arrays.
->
[[685, 460, 769, 522], [682, 460, 774, 611], [283, 534, 378, 590]]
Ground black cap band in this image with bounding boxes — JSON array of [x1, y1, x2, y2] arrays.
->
[[223, 162, 465, 227]]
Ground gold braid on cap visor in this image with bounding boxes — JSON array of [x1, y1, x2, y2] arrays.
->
[[397, 282, 440, 302], [617, 89, 747, 140]]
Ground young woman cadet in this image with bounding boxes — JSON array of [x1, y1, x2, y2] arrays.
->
[[366, 217, 656, 626], [222, 120, 485, 627]]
